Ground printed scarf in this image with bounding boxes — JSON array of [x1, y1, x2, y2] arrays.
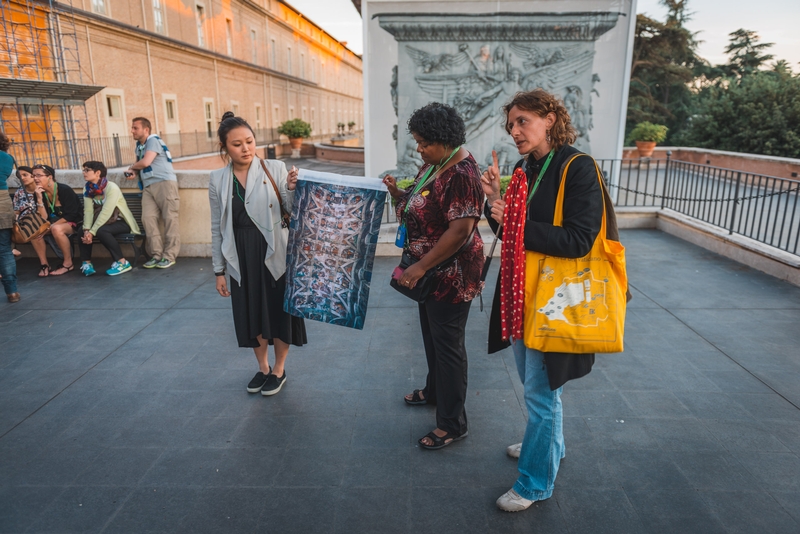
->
[[499, 167, 528, 341], [84, 177, 108, 198]]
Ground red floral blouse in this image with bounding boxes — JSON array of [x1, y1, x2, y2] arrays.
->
[[395, 154, 485, 303]]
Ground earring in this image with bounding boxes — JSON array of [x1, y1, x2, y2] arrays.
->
[[546, 130, 552, 143]]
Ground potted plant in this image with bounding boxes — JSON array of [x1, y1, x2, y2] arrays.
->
[[628, 121, 668, 158], [347, 121, 356, 134], [337, 122, 346, 136], [278, 118, 312, 150]]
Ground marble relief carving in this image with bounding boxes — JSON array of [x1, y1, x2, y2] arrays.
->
[[378, 12, 622, 177]]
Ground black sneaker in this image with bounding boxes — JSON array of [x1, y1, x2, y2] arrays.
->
[[247, 371, 269, 393], [261, 372, 287, 396]]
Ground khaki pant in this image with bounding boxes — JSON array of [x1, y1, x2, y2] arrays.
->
[[142, 180, 181, 262]]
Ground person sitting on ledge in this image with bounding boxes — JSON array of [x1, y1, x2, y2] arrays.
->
[[31, 164, 82, 276], [79, 161, 141, 276]]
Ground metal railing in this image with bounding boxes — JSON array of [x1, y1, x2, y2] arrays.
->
[[6, 127, 345, 169], [493, 153, 800, 256]]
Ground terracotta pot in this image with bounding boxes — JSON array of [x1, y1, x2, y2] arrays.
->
[[635, 140, 657, 158], [289, 137, 303, 150]]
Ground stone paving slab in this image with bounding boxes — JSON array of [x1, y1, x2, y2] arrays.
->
[[1, 229, 800, 533]]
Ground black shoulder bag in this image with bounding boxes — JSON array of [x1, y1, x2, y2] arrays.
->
[[390, 232, 474, 303]]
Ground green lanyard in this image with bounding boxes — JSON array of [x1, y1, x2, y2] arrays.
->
[[43, 181, 57, 213], [526, 150, 555, 205], [403, 146, 461, 217], [233, 174, 245, 203]]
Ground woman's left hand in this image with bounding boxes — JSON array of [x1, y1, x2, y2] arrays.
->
[[398, 261, 426, 289], [287, 166, 298, 191]]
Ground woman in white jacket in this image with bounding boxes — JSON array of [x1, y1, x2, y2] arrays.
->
[[209, 112, 306, 396]]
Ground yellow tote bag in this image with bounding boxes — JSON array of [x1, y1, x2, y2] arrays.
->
[[523, 155, 627, 353]]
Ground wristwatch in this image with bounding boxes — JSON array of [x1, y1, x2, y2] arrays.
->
[[215, 270, 226, 277]]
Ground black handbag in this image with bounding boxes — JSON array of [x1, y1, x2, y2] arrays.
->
[[390, 233, 474, 303]]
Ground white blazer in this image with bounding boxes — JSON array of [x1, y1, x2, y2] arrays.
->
[[209, 159, 295, 282]]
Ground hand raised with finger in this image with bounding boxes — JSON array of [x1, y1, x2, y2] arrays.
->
[[481, 150, 501, 203]]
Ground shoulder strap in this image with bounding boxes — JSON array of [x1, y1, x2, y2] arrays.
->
[[553, 153, 607, 239], [259, 159, 290, 220]]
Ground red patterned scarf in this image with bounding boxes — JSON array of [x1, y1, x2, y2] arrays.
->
[[499, 167, 529, 341]]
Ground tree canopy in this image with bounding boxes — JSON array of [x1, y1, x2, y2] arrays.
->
[[626, 1, 799, 157]]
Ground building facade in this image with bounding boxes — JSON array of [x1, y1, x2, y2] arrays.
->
[[1, 0, 363, 168]]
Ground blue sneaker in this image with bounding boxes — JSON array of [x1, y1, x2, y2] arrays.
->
[[106, 260, 132, 276], [80, 262, 96, 277]]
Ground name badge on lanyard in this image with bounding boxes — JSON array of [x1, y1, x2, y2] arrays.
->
[[395, 223, 407, 248]]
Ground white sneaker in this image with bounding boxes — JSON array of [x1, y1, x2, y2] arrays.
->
[[496, 489, 535, 512], [506, 442, 522, 459]]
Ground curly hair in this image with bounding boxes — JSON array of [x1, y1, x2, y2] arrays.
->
[[407, 102, 466, 148], [503, 89, 577, 150], [0, 131, 10, 152]]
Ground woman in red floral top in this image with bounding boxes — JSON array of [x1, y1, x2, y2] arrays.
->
[[383, 102, 485, 450]]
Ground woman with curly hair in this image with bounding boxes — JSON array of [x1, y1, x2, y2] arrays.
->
[[481, 89, 607, 511], [383, 102, 485, 450]]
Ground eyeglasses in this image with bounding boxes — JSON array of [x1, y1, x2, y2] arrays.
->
[[81, 168, 90, 173], [32, 173, 48, 178]]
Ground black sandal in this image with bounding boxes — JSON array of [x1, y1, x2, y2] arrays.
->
[[418, 429, 468, 450], [50, 264, 74, 276], [404, 389, 428, 406], [38, 264, 50, 277]]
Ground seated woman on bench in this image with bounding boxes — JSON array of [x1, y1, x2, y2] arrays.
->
[[79, 161, 141, 276], [30, 164, 83, 277]]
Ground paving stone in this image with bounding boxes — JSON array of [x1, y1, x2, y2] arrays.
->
[[699, 490, 800, 534], [2, 229, 800, 531]]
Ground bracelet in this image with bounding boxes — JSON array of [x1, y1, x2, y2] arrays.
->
[[215, 271, 225, 277], [37, 203, 44, 207]]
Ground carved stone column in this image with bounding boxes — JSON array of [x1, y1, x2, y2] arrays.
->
[[377, 12, 622, 175]]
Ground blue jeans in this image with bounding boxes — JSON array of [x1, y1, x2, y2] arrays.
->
[[0, 228, 17, 295], [512, 339, 564, 501]]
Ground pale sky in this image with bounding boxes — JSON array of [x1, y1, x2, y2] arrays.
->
[[289, 0, 800, 70]]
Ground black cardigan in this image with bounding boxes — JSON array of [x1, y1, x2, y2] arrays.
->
[[45, 182, 83, 225], [486, 145, 603, 390]]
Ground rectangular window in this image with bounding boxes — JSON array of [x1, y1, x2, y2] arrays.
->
[[153, 0, 165, 34], [226, 19, 233, 56], [195, 5, 205, 47], [24, 104, 43, 117], [91, 0, 106, 15], [106, 95, 122, 118], [300, 52, 305, 79], [165, 99, 176, 120], [273, 105, 280, 128], [250, 29, 257, 63], [287, 47, 292, 75], [255, 105, 262, 130], [311, 57, 316, 83], [270, 39, 276, 68], [205, 101, 214, 137]]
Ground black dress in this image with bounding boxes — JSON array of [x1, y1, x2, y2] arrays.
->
[[229, 177, 307, 348]]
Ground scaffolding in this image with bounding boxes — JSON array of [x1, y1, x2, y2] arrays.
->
[[0, 0, 102, 169]]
